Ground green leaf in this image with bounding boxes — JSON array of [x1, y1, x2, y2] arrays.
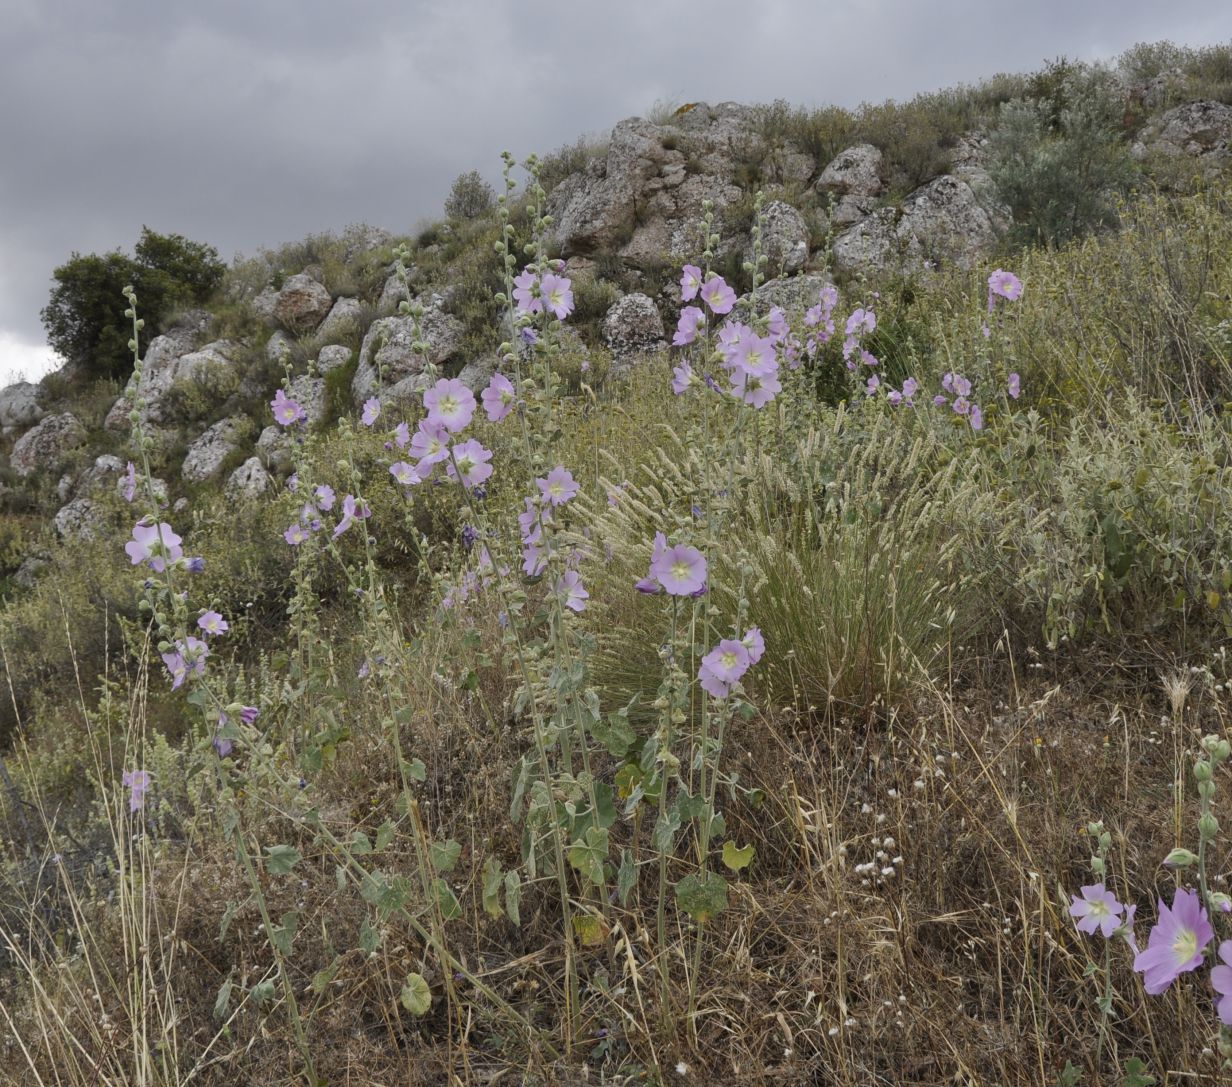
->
[[212, 977, 233, 1020], [403, 758, 427, 783], [374, 821, 396, 852], [264, 844, 302, 876], [1056, 1060, 1082, 1087], [651, 810, 681, 853], [430, 838, 462, 874], [616, 848, 637, 905], [434, 878, 462, 921], [590, 710, 636, 757], [721, 841, 755, 872], [350, 831, 373, 856], [567, 826, 610, 886], [311, 956, 341, 995], [1121, 1058, 1156, 1087], [674, 870, 729, 923], [400, 972, 432, 1015], [219, 899, 238, 939], [249, 978, 276, 1006], [359, 918, 380, 955], [504, 869, 522, 926], [268, 910, 298, 956], [572, 914, 607, 946], [481, 856, 504, 919]]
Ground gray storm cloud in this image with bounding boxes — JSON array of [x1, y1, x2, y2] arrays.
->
[[1, 0, 1229, 381]]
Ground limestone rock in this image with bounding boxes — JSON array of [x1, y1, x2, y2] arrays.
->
[[317, 344, 352, 374], [601, 293, 666, 360], [352, 304, 464, 405], [1142, 100, 1232, 163], [53, 497, 107, 540], [11, 413, 86, 478], [273, 274, 333, 331], [754, 200, 809, 275], [817, 144, 884, 226], [225, 457, 272, 500], [316, 296, 364, 343], [181, 416, 250, 483], [0, 382, 44, 436]]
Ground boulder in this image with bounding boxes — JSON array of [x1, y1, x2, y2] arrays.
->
[[817, 144, 884, 226], [0, 381, 44, 436], [734, 273, 835, 323], [11, 413, 86, 478], [53, 497, 107, 541], [456, 355, 499, 393], [601, 293, 666, 360], [289, 375, 327, 426], [352, 303, 465, 405], [266, 330, 293, 364], [273, 274, 333, 331], [69, 454, 125, 498], [833, 173, 1003, 276], [181, 416, 250, 483], [1141, 100, 1232, 162], [317, 344, 352, 374], [107, 337, 241, 429], [225, 457, 272, 500], [252, 285, 280, 325], [753, 200, 809, 275], [316, 296, 364, 343], [256, 425, 295, 474]]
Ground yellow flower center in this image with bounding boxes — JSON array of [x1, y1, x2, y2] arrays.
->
[[440, 394, 458, 416], [719, 651, 739, 671], [671, 560, 691, 582], [1173, 927, 1198, 964]]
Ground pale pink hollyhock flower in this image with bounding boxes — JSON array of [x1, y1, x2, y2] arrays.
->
[[410, 419, 450, 473], [447, 439, 493, 489], [698, 639, 751, 698], [970, 404, 984, 431], [731, 367, 782, 409], [540, 274, 574, 320], [651, 542, 707, 595], [513, 269, 541, 315], [729, 328, 778, 378], [122, 769, 152, 812], [482, 373, 516, 422], [424, 378, 476, 433], [699, 275, 736, 315], [1069, 883, 1124, 938], [1212, 941, 1232, 1025], [314, 484, 336, 511], [126, 520, 183, 572], [284, 523, 309, 546], [741, 627, 765, 665], [394, 421, 411, 448], [987, 269, 1023, 309], [1008, 372, 1021, 400], [361, 398, 381, 426], [673, 306, 706, 347], [389, 461, 421, 487], [197, 611, 228, 636], [271, 388, 307, 426], [1133, 888, 1213, 994], [672, 361, 695, 395], [537, 466, 579, 506], [680, 264, 703, 301], [557, 569, 589, 612]]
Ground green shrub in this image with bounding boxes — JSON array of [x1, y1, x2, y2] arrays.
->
[[443, 169, 496, 221]]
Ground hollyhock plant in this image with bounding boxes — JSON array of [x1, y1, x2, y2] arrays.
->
[[410, 419, 450, 472], [1133, 888, 1213, 994], [333, 494, 371, 539], [698, 638, 752, 698], [650, 542, 707, 596], [557, 569, 588, 613], [988, 268, 1023, 309], [314, 484, 336, 511], [731, 367, 782, 410], [538, 466, 579, 506], [447, 439, 494, 489], [513, 269, 541, 315], [424, 378, 476, 433], [519, 496, 547, 546], [699, 274, 736, 316], [284, 522, 310, 546], [1069, 883, 1125, 938], [680, 264, 703, 301], [1212, 941, 1232, 1025], [845, 307, 876, 338], [271, 389, 306, 426], [729, 328, 778, 377], [390, 461, 421, 487], [126, 521, 183, 572], [122, 769, 152, 813], [482, 373, 516, 422], [197, 611, 228, 636], [361, 398, 381, 426], [540, 273, 574, 320], [673, 306, 706, 347]]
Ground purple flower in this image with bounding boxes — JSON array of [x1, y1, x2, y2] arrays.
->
[[731, 368, 781, 409], [239, 705, 259, 725], [1133, 888, 1213, 994], [969, 404, 984, 431], [519, 496, 547, 545], [410, 419, 450, 473], [212, 719, 233, 758], [987, 269, 1023, 309], [845, 307, 876, 338], [537, 466, 579, 506], [742, 627, 765, 665], [699, 275, 736, 316], [394, 421, 411, 448], [673, 306, 706, 347], [540, 273, 574, 320], [197, 611, 228, 636], [390, 461, 421, 487], [424, 378, 476, 433], [557, 570, 589, 612], [729, 328, 778, 378], [122, 769, 152, 812], [333, 494, 371, 539], [680, 264, 703, 302], [271, 388, 307, 426], [361, 398, 381, 426], [125, 520, 183, 573], [698, 639, 751, 698], [952, 396, 971, 416], [522, 542, 546, 576], [447, 439, 494, 489], [902, 377, 919, 401], [1069, 883, 1124, 938], [1008, 372, 1021, 400], [482, 373, 516, 422], [1212, 941, 1232, 1025], [865, 374, 881, 396], [672, 361, 695, 395], [650, 543, 707, 596], [314, 484, 336, 511], [284, 522, 310, 546], [513, 269, 541, 315], [123, 461, 137, 503], [519, 326, 540, 347], [161, 636, 208, 691]]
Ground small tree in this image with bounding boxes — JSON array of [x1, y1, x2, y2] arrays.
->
[[444, 170, 495, 221], [41, 227, 225, 380]]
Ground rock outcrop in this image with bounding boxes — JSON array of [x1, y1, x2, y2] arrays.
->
[[181, 416, 250, 483], [816, 144, 884, 227], [273, 274, 334, 332], [601, 294, 666, 360], [0, 382, 45, 436], [11, 413, 86, 478], [351, 301, 464, 405]]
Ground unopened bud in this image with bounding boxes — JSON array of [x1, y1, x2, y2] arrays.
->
[[1195, 760, 1213, 782], [1200, 811, 1220, 841], [1163, 847, 1199, 868]]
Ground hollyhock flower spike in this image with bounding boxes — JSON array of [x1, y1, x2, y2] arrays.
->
[[482, 373, 516, 422], [558, 570, 588, 613], [1068, 883, 1124, 938], [448, 439, 494, 489], [122, 769, 152, 813], [540, 273, 574, 320], [1212, 941, 1232, 1025], [537, 466, 579, 506], [361, 398, 381, 426], [197, 611, 228, 636], [1133, 888, 1213, 994], [673, 306, 706, 347], [651, 543, 707, 596], [271, 388, 306, 426], [680, 264, 703, 301], [424, 378, 476, 433], [699, 274, 736, 315]]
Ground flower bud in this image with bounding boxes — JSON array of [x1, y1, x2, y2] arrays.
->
[[1200, 811, 1221, 841], [1195, 759, 1213, 782], [1200, 779, 1217, 800], [1090, 855, 1105, 876], [1163, 847, 1199, 868]]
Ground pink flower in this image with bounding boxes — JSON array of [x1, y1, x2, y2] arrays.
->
[[197, 611, 228, 636], [410, 419, 450, 472], [390, 461, 421, 487], [1133, 888, 1213, 994], [540, 273, 574, 320], [671, 361, 695, 395], [125, 520, 183, 572], [123, 461, 137, 502], [394, 421, 411, 448], [314, 484, 336, 511], [673, 306, 706, 347], [557, 570, 588, 612], [680, 264, 703, 302], [742, 627, 765, 665], [970, 404, 984, 431], [988, 269, 1023, 309], [284, 522, 310, 546], [513, 269, 541, 315], [650, 542, 707, 596], [122, 769, 152, 812], [699, 275, 736, 315], [1069, 883, 1124, 938], [845, 308, 876, 337], [361, 398, 381, 426], [730, 367, 781, 409], [537, 466, 579, 506], [698, 639, 751, 698], [447, 439, 493, 489], [271, 389, 306, 426], [333, 494, 371, 539], [482, 373, 516, 422], [1008, 372, 1021, 400], [424, 378, 476, 433], [1212, 941, 1232, 1025], [729, 328, 778, 378]]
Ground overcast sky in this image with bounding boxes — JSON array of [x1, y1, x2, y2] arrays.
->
[[1, 0, 1229, 385]]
